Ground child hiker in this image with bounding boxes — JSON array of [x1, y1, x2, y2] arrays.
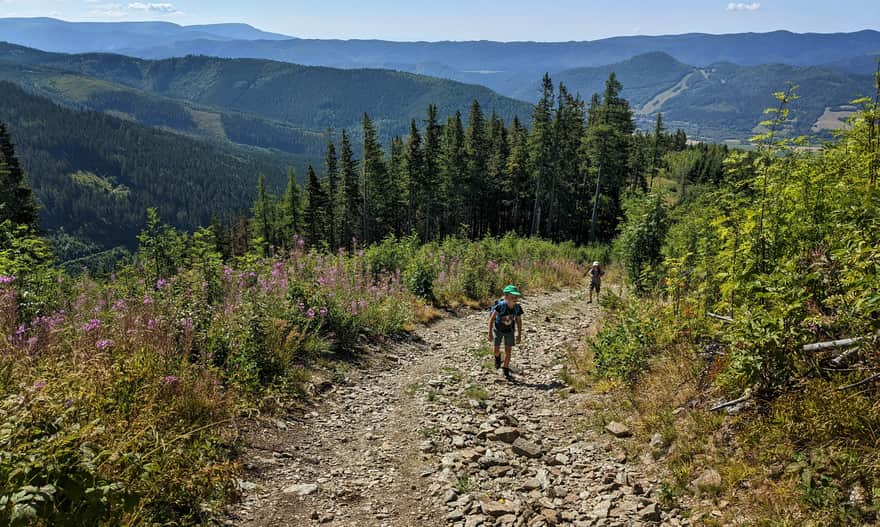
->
[[588, 261, 604, 303], [488, 284, 524, 380]]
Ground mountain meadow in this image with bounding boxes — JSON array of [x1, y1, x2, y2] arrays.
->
[[0, 16, 879, 527]]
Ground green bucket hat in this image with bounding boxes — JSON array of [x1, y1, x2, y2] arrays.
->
[[503, 284, 522, 297]]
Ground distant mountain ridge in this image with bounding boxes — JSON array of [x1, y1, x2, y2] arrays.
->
[[0, 17, 292, 54]]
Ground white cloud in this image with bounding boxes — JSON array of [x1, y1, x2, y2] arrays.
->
[[726, 2, 762, 11], [86, 2, 126, 17], [127, 2, 177, 13]]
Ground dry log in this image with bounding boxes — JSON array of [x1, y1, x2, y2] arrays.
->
[[803, 337, 862, 353], [837, 373, 880, 391], [707, 312, 734, 323], [710, 390, 752, 411]]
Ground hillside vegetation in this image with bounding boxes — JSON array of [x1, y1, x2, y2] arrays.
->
[[0, 82, 291, 255], [573, 81, 880, 524], [0, 43, 534, 141]]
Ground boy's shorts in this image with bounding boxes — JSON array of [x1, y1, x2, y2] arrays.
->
[[494, 330, 515, 347], [590, 281, 601, 292]]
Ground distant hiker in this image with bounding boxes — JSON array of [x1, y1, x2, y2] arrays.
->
[[488, 284, 524, 380], [588, 261, 604, 303]]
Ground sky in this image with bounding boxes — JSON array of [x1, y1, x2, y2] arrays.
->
[[0, 0, 877, 41]]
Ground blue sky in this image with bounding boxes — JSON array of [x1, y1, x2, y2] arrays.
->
[[1, 0, 877, 41]]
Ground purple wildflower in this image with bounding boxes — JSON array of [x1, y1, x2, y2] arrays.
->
[[32, 379, 47, 391], [156, 278, 168, 290], [96, 339, 114, 350], [82, 319, 100, 332], [358, 299, 368, 310], [487, 260, 499, 272], [162, 375, 180, 386], [143, 296, 154, 305], [0, 275, 15, 284], [306, 308, 316, 319], [147, 318, 157, 330], [319, 307, 328, 317], [15, 324, 25, 337]]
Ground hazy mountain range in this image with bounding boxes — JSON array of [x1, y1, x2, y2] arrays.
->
[[1, 18, 877, 98]]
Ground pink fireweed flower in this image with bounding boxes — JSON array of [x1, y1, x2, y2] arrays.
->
[[143, 296, 153, 305], [487, 260, 499, 272], [0, 275, 15, 284], [156, 278, 168, 289], [358, 299, 368, 310], [82, 319, 100, 332], [96, 339, 114, 350], [32, 379, 47, 391], [15, 324, 25, 337], [147, 318, 157, 330], [306, 308, 316, 319], [319, 307, 328, 317], [162, 374, 180, 386]]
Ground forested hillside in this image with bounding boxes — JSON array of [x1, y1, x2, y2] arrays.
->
[[0, 82, 289, 255], [0, 43, 534, 140]]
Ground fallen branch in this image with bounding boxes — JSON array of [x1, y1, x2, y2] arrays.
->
[[837, 373, 880, 391], [831, 346, 861, 367], [707, 312, 734, 323], [803, 337, 862, 353], [710, 390, 752, 411]]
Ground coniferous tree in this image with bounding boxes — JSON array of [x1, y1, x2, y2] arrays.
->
[[281, 168, 302, 243], [335, 130, 361, 249], [304, 165, 329, 246], [0, 122, 39, 230], [404, 119, 424, 238], [251, 175, 280, 255], [441, 111, 467, 236], [465, 100, 488, 237], [387, 136, 408, 236], [422, 105, 442, 240], [323, 135, 338, 247], [486, 111, 510, 236], [528, 74, 556, 237], [362, 113, 392, 243], [649, 113, 665, 190], [506, 117, 532, 235], [550, 84, 585, 241]]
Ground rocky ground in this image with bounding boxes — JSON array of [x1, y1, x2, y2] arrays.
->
[[225, 287, 692, 527]]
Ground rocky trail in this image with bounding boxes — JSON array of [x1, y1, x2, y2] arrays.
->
[[226, 287, 691, 527]]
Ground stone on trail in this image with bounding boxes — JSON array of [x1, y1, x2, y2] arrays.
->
[[591, 499, 612, 519], [282, 483, 319, 496], [480, 498, 518, 517], [604, 421, 632, 438], [511, 437, 544, 458], [493, 426, 520, 443], [638, 502, 662, 522]]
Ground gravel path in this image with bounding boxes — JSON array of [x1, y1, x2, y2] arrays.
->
[[226, 287, 690, 527]]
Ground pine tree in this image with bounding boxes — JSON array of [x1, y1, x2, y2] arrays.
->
[[486, 112, 510, 236], [528, 74, 556, 237], [649, 113, 665, 190], [441, 111, 467, 236], [281, 168, 302, 244], [404, 119, 424, 238], [505, 117, 532, 235], [304, 165, 329, 246], [323, 135, 338, 247], [362, 113, 392, 243], [251, 175, 279, 255], [335, 130, 361, 249], [422, 105, 442, 240], [465, 100, 488, 237], [550, 83, 585, 241], [387, 136, 408, 236], [0, 122, 39, 230]]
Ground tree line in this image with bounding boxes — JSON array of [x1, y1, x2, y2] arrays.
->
[[222, 73, 727, 257]]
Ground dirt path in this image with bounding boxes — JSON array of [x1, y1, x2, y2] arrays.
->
[[225, 287, 688, 527]]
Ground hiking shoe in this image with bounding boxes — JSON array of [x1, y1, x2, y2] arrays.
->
[[494, 355, 502, 369], [503, 367, 512, 380]]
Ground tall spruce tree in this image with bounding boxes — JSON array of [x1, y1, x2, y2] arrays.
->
[[441, 111, 467, 236], [465, 100, 488, 237], [251, 175, 280, 255], [404, 119, 424, 238], [388, 136, 408, 236], [304, 165, 329, 246], [335, 130, 361, 249], [422, 105, 442, 240], [362, 113, 392, 243], [323, 135, 338, 247], [528, 74, 556, 237], [506, 117, 532, 235], [0, 122, 39, 230], [281, 168, 302, 243]]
